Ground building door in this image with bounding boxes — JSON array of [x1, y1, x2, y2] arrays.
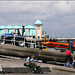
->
[[37, 25, 40, 39]]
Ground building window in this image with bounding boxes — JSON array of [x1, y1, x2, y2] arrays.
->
[[11, 29, 15, 33], [33, 36, 35, 39], [5, 29, 8, 33], [38, 36, 40, 39], [37, 25, 40, 30], [1, 29, 4, 35]]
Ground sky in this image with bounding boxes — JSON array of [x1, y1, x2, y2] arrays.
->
[[0, 1, 75, 38]]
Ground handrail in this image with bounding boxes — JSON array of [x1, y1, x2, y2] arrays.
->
[[0, 35, 46, 49]]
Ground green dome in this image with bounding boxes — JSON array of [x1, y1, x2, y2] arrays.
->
[[34, 20, 42, 25]]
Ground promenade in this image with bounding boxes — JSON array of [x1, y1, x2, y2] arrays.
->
[[0, 57, 75, 75]]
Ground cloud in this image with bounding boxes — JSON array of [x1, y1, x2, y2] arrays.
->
[[52, 1, 71, 15], [0, 1, 72, 19], [0, 1, 75, 37]]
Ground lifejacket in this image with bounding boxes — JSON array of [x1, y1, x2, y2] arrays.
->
[[17, 31, 21, 36]]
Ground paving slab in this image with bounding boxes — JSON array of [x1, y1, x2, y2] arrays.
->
[[49, 65, 75, 74], [0, 57, 75, 74], [0, 57, 50, 74]]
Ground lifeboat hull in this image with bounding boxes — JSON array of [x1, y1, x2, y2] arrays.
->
[[42, 41, 71, 50]]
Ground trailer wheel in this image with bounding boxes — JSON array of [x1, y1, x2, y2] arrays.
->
[[0, 40, 5, 44], [17, 39, 24, 47], [42, 60, 47, 63], [60, 49, 66, 52]]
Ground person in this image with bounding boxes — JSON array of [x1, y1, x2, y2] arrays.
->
[[17, 29, 21, 36], [64, 48, 73, 67], [49, 38, 52, 42], [28, 55, 43, 74], [28, 55, 37, 71], [69, 40, 74, 53], [13, 32, 16, 40], [72, 58, 75, 68], [24, 56, 30, 67], [42, 37, 46, 42], [22, 26, 25, 36]]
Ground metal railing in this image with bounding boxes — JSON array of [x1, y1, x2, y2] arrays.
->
[[0, 35, 46, 49]]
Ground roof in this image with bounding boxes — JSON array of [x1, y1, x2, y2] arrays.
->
[[0, 25, 35, 29], [34, 20, 42, 25]]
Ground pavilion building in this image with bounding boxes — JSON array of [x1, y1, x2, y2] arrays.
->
[[0, 20, 43, 39]]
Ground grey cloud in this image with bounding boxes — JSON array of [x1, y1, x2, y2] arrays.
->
[[0, 1, 75, 38]]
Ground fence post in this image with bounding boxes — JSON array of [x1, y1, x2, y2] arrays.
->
[[24, 37, 25, 47], [35, 39, 36, 49], [31, 37, 32, 48], [4, 35, 5, 44], [14, 34, 15, 46]]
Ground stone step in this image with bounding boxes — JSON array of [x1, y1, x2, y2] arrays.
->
[[0, 67, 50, 74], [49, 65, 75, 74]]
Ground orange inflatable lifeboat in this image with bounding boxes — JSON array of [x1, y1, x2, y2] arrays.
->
[[42, 41, 69, 49], [42, 41, 75, 51]]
